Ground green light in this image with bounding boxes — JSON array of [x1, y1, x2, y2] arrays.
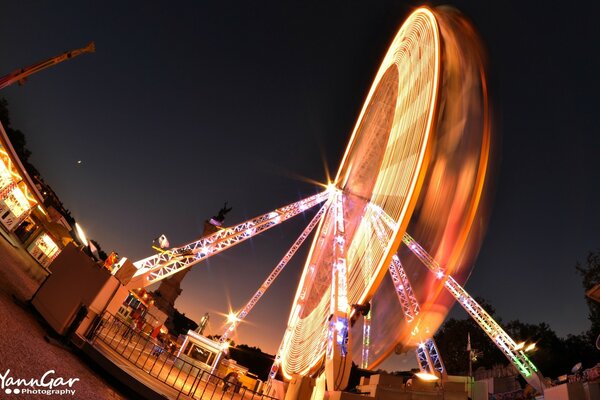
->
[[521, 353, 538, 372]]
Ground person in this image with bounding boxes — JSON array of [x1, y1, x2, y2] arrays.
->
[[223, 372, 239, 392], [151, 343, 163, 357], [123, 318, 137, 339]]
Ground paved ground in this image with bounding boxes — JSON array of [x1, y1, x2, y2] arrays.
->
[[0, 237, 129, 400]]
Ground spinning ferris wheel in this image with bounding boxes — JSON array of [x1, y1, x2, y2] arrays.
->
[[128, 6, 544, 394]]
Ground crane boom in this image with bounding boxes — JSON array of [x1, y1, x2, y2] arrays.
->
[[0, 42, 95, 90]]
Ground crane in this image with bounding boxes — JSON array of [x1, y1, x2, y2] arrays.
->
[[0, 42, 95, 90]]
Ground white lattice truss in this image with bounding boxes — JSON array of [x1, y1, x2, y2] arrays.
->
[[416, 339, 445, 375], [388, 255, 420, 323], [389, 255, 445, 375], [129, 187, 541, 392], [401, 231, 542, 389], [369, 204, 542, 390], [221, 199, 332, 341], [361, 308, 372, 369], [131, 190, 330, 287], [369, 206, 444, 374]]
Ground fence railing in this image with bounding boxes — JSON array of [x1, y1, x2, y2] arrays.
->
[[88, 312, 277, 400]]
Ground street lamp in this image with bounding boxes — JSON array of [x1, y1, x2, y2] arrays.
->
[[414, 372, 440, 382], [227, 311, 238, 324], [524, 343, 536, 352], [75, 222, 88, 247], [516, 341, 536, 352]]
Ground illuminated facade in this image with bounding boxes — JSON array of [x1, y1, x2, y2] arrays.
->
[[0, 121, 66, 268], [27, 232, 60, 267], [177, 330, 227, 374]]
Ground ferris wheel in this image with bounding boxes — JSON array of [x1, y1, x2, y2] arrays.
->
[[127, 6, 545, 394]]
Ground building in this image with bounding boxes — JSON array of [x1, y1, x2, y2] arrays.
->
[[0, 120, 73, 268]]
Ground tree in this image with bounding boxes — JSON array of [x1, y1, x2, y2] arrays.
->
[[504, 320, 567, 379], [435, 295, 600, 381], [0, 98, 39, 177], [90, 239, 108, 261], [170, 309, 198, 336], [575, 250, 600, 344], [228, 344, 274, 381], [434, 298, 508, 375]]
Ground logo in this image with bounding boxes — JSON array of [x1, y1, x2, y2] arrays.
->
[[0, 369, 79, 396]]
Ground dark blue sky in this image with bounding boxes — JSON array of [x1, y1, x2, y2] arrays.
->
[[0, 1, 598, 364]]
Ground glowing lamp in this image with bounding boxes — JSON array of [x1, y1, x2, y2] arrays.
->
[[414, 372, 440, 381], [227, 312, 238, 324], [524, 343, 536, 352], [75, 223, 88, 247], [515, 342, 525, 350]]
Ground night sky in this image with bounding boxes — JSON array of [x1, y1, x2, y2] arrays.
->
[[0, 1, 598, 368]]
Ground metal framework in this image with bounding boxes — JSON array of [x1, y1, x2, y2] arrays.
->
[[416, 339, 445, 376], [401, 232, 544, 392], [325, 188, 352, 390], [360, 305, 372, 369], [370, 207, 445, 374], [388, 255, 420, 323], [127, 187, 542, 391], [0, 42, 95, 90], [368, 205, 542, 390], [133, 187, 542, 393], [388, 254, 445, 375], [220, 200, 332, 341], [130, 190, 329, 287]]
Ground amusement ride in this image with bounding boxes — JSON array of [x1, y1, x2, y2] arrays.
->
[[123, 6, 544, 395]]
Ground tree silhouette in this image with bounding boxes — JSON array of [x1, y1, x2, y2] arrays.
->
[[434, 298, 506, 375], [228, 344, 274, 381], [435, 296, 600, 380], [0, 98, 39, 177], [575, 250, 600, 344]]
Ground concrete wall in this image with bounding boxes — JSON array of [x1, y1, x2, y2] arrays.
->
[[31, 243, 114, 335], [544, 382, 586, 400]]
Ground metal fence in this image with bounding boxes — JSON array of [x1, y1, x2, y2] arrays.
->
[[89, 312, 277, 400]]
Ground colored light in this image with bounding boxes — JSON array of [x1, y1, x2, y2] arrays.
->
[[227, 312, 238, 324], [414, 372, 439, 381], [75, 223, 88, 247], [524, 343, 536, 352], [515, 342, 525, 350]]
